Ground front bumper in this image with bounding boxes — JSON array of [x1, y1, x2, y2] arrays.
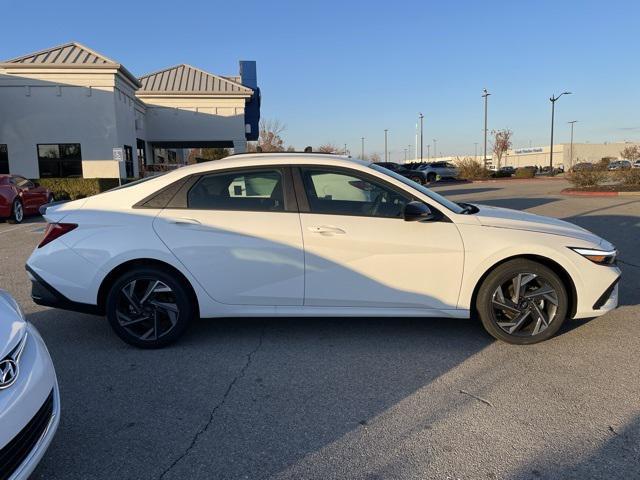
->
[[0, 325, 60, 480]]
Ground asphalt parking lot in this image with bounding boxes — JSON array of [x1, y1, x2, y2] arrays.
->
[[1, 178, 639, 480]]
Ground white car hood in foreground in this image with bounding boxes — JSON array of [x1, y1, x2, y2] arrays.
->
[[0, 290, 26, 359], [474, 204, 605, 246]]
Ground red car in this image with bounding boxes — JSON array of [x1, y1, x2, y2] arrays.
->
[[0, 175, 53, 223]]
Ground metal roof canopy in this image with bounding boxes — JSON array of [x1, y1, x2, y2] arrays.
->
[[0, 41, 141, 87], [138, 64, 253, 96]]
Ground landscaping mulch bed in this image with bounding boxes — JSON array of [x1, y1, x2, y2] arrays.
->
[[564, 185, 640, 192]]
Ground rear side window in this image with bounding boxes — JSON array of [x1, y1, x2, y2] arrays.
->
[[187, 169, 284, 212]]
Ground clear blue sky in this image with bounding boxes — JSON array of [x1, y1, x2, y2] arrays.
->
[[2, 0, 638, 160]]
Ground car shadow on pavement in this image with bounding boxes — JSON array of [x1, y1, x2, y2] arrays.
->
[[27, 308, 495, 480]]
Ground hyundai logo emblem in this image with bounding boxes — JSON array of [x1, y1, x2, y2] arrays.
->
[[0, 359, 18, 389]]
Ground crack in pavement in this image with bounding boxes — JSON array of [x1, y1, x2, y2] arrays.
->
[[619, 259, 640, 269], [158, 326, 266, 479]]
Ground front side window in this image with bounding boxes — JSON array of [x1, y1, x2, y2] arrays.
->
[[12, 176, 33, 188], [301, 168, 409, 218], [188, 169, 284, 212], [37, 143, 82, 178], [370, 163, 465, 214]]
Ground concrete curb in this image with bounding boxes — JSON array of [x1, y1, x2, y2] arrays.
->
[[561, 188, 640, 197]]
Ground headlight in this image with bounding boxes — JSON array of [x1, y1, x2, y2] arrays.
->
[[570, 247, 617, 265]]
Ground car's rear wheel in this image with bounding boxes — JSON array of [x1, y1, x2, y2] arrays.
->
[[410, 175, 424, 185], [7, 199, 23, 224], [476, 259, 568, 344], [106, 267, 195, 348]]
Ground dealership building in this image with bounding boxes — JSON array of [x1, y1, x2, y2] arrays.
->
[[0, 42, 260, 179]]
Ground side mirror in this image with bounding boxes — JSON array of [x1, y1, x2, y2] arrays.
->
[[404, 201, 436, 222]]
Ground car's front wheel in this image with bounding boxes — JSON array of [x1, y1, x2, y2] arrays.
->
[[105, 266, 195, 348], [7, 198, 23, 224], [476, 259, 568, 344]]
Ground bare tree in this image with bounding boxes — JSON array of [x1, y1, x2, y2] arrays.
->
[[317, 143, 342, 154], [187, 148, 230, 164], [621, 145, 640, 161], [368, 152, 382, 162], [491, 129, 513, 169], [257, 119, 286, 152]]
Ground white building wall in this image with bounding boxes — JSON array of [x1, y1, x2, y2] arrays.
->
[[0, 71, 122, 178], [141, 97, 247, 144]]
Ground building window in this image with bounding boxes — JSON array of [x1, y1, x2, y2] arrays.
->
[[0, 145, 8, 174], [124, 145, 134, 177], [37, 143, 82, 178]]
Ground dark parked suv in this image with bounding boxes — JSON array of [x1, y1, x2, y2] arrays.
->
[[374, 162, 428, 184]]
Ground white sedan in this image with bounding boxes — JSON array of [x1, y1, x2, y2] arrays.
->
[[0, 290, 59, 480], [26, 154, 619, 347]]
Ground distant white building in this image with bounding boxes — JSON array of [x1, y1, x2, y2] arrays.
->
[[0, 42, 260, 178], [407, 142, 640, 169]]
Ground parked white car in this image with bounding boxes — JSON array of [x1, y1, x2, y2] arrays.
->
[[0, 290, 59, 480], [26, 154, 619, 347], [417, 161, 459, 182]]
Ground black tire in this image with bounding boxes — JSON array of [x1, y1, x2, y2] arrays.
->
[[7, 198, 24, 224], [476, 259, 568, 345], [426, 172, 436, 183], [410, 175, 424, 185], [106, 266, 195, 348]]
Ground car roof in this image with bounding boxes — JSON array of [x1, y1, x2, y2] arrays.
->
[[163, 153, 371, 178]]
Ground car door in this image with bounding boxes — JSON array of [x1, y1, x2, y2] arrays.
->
[[294, 166, 464, 310], [154, 166, 305, 306], [12, 176, 40, 213]]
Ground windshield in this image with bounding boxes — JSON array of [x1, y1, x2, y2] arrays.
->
[[370, 164, 465, 214]]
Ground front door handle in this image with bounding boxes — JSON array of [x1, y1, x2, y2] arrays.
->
[[166, 217, 201, 226], [307, 225, 346, 235]]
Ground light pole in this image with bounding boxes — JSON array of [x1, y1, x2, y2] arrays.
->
[[361, 137, 365, 159], [404, 148, 408, 162], [427, 144, 430, 160], [482, 88, 491, 168], [384, 129, 388, 162], [344, 143, 348, 156], [419, 113, 424, 161], [568, 120, 577, 169], [433, 139, 437, 159], [474, 142, 478, 160], [549, 92, 572, 172]]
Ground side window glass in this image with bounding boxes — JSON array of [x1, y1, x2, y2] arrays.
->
[[301, 169, 408, 218], [188, 169, 284, 211]]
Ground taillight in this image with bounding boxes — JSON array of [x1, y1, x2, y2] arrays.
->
[[38, 223, 77, 248]]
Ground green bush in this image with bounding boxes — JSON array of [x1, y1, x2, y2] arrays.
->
[[34, 178, 122, 201], [454, 157, 490, 180], [514, 167, 536, 178], [566, 166, 609, 188], [614, 168, 640, 186]]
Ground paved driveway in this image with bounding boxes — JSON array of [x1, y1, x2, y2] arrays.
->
[[1, 178, 638, 479]]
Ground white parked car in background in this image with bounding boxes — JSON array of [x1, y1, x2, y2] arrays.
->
[[0, 290, 59, 480], [26, 154, 619, 348]]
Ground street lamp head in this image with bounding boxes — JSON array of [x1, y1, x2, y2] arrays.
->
[[563, 91, 572, 95]]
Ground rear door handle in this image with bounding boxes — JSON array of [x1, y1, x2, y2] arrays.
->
[[166, 217, 201, 226], [307, 225, 346, 235]]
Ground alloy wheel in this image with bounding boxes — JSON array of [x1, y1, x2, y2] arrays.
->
[[115, 278, 180, 341], [491, 272, 559, 337], [14, 201, 23, 222]]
